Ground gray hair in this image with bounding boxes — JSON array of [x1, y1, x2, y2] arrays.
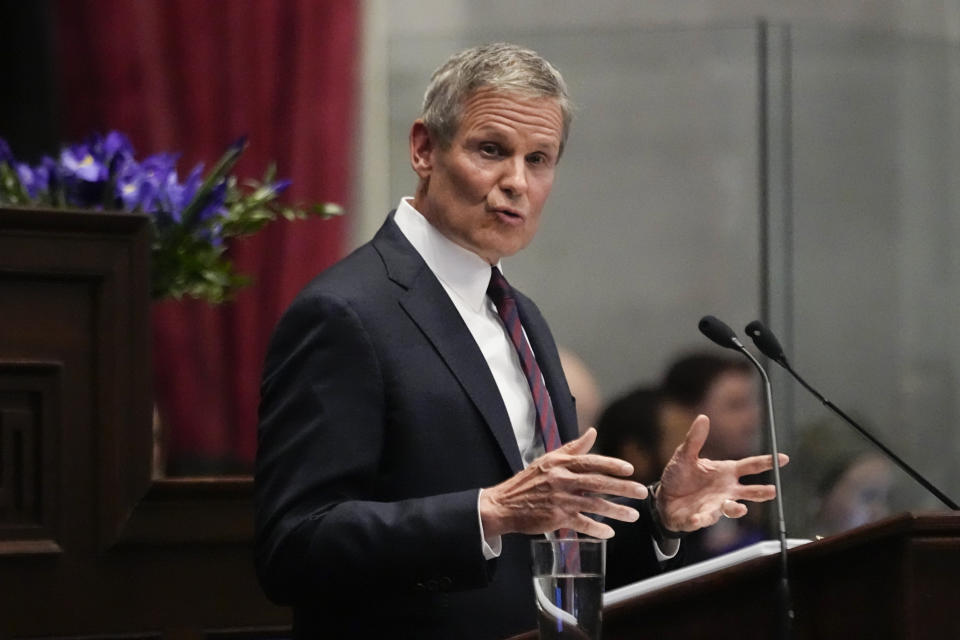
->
[[420, 42, 573, 156]]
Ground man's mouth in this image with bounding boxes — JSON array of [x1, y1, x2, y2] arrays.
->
[[491, 207, 523, 222]]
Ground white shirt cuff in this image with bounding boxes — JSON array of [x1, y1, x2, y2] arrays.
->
[[478, 489, 502, 559], [653, 536, 681, 561]]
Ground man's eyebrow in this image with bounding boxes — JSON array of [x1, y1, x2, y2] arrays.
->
[[466, 125, 560, 154]]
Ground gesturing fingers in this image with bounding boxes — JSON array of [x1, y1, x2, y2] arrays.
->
[[480, 445, 650, 538], [561, 453, 636, 478], [529, 460, 647, 501], [719, 499, 748, 520], [734, 484, 777, 502], [675, 414, 710, 462], [560, 427, 598, 456], [734, 452, 790, 477], [567, 493, 640, 525]]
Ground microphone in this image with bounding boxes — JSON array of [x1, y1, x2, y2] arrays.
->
[[698, 315, 741, 349], [698, 315, 793, 638], [744, 319, 786, 362], [745, 320, 959, 510]]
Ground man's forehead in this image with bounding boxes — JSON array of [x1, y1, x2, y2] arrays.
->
[[456, 89, 563, 135], [460, 86, 561, 110]]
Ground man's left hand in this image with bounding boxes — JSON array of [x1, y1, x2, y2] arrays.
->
[[656, 414, 789, 533]]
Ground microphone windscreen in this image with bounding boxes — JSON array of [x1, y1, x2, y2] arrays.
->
[[745, 320, 786, 361], [698, 315, 738, 349]]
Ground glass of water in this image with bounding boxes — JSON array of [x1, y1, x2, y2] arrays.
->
[[531, 537, 606, 640]]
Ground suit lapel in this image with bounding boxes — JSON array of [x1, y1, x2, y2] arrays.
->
[[372, 217, 525, 474]]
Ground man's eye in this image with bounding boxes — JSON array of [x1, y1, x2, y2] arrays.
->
[[527, 153, 549, 166], [479, 143, 500, 156]]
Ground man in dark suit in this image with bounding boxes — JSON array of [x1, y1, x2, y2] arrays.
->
[[255, 42, 786, 639]]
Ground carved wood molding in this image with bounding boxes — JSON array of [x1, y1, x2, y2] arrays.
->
[[0, 360, 63, 556]]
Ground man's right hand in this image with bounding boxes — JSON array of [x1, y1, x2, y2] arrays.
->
[[478, 428, 648, 539]]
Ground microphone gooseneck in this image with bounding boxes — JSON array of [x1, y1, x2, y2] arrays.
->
[[698, 316, 794, 639], [745, 320, 959, 511]]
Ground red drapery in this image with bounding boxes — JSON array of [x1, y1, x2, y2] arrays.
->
[[55, 0, 359, 473]]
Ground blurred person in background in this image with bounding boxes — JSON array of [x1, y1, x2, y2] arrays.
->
[[791, 419, 893, 538]]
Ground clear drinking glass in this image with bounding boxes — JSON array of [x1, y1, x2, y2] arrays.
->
[[531, 538, 606, 640]]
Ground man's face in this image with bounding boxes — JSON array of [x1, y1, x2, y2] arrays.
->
[[410, 89, 564, 264], [699, 371, 761, 460]]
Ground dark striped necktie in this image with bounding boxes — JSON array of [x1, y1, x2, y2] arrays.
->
[[487, 266, 580, 565], [486, 266, 563, 453]]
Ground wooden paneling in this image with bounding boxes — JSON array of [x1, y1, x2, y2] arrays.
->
[[0, 208, 288, 640]]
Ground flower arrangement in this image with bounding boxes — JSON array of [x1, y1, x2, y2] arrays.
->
[[0, 131, 341, 302]]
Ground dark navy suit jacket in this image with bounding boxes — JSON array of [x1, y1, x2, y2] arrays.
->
[[255, 215, 662, 638]]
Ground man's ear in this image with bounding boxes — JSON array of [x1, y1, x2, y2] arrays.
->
[[409, 120, 435, 180]]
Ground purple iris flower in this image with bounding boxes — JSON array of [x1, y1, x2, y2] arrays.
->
[[163, 163, 204, 219], [78, 131, 134, 170], [59, 140, 110, 207], [60, 143, 106, 183], [102, 131, 134, 162], [138, 153, 180, 218], [15, 162, 51, 198], [115, 159, 146, 211], [55, 131, 141, 208]]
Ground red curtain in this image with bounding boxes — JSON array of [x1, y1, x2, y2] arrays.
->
[[55, 0, 359, 473]]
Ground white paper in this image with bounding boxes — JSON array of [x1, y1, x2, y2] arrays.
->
[[604, 538, 812, 607]]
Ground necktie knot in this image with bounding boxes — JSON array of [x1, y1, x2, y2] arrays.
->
[[487, 266, 512, 307]]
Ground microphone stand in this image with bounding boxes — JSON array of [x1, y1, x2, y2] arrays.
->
[[731, 338, 794, 640], [698, 317, 793, 638]]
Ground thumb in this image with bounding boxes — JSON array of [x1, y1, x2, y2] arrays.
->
[[677, 414, 710, 461], [561, 426, 597, 455]]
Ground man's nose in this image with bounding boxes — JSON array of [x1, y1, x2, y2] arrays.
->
[[498, 156, 527, 198]]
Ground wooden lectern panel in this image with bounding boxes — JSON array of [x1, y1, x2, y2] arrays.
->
[[0, 208, 289, 639]]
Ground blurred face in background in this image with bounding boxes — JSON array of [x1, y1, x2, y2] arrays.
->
[[698, 370, 761, 460]]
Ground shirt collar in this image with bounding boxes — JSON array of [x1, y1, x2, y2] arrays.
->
[[394, 198, 499, 312]]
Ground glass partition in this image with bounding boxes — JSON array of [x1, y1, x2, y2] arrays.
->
[[767, 27, 960, 536]]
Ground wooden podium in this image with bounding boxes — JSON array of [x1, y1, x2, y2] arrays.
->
[[0, 208, 289, 639], [512, 511, 960, 639]]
